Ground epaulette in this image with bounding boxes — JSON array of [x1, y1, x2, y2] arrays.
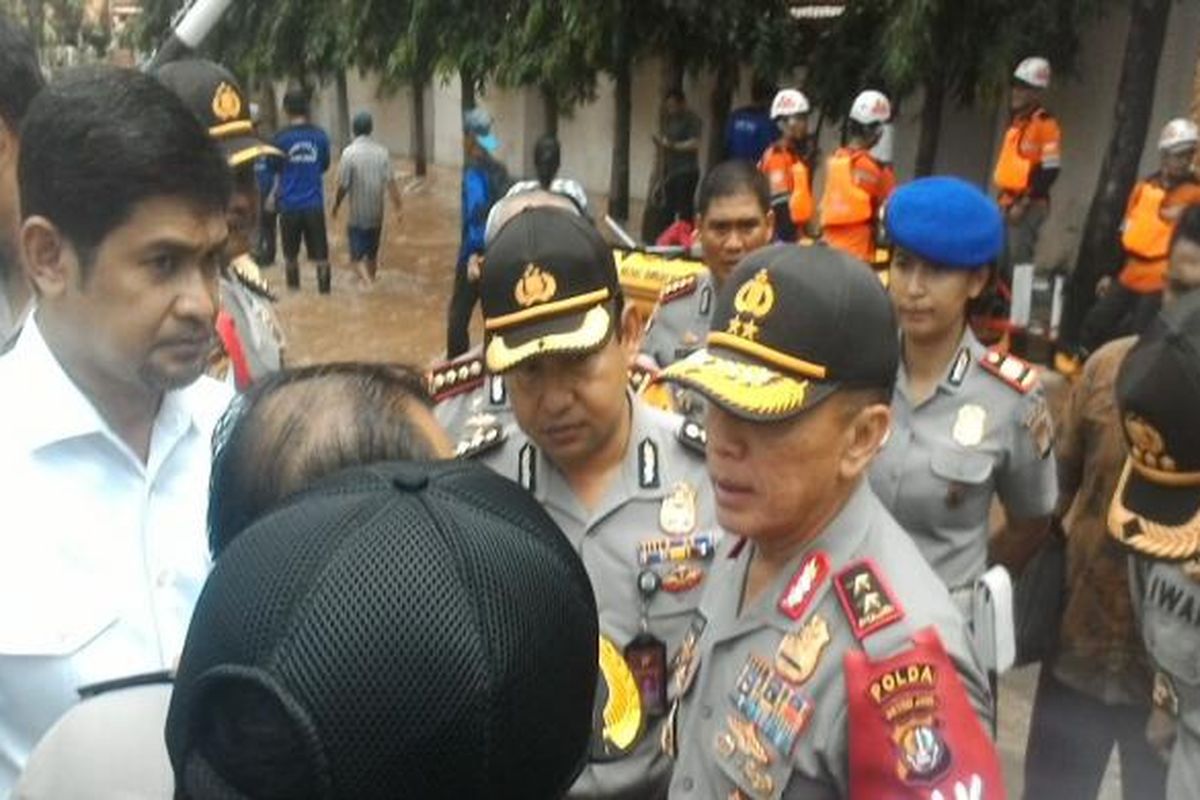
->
[[454, 422, 506, 459], [676, 419, 707, 455], [979, 348, 1038, 394], [658, 274, 698, 304], [833, 560, 904, 641], [428, 356, 486, 402], [229, 254, 277, 301]]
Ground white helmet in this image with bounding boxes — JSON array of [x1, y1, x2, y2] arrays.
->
[[770, 89, 810, 119], [1013, 57, 1051, 89], [1159, 118, 1199, 153], [849, 90, 891, 125]]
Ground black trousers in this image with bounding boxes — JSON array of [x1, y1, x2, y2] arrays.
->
[[1079, 283, 1160, 355], [446, 257, 478, 358], [280, 207, 329, 264], [1023, 667, 1166, 800], [256, 208, 277, 266], [663, 170, 699, 223]]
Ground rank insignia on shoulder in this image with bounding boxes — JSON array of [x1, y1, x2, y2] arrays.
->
[[429, 356, 486, 402], [638, 533, 716, 566], [677, 420, 708, 454], [775, 614, 831, 685], [659, 274, 698, 304], [777, 551, 830, 621], [979, 348, 1038, 394], [453, 423, 505, 459], [834, 560, 904, 640]]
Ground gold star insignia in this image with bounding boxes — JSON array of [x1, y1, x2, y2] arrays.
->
[[726, 318, 744, 336], [741, 319, 759, 340]]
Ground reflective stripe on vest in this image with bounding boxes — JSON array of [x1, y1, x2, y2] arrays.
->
[[821, 150, 872, 227], [1122, 181, 1172, 261]]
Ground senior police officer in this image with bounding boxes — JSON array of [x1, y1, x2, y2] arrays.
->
[[464, 205, 718, 799], [869, 177, 1057, 612], [1109, 290, 1200, 800], [658, 245, 1002, 799]]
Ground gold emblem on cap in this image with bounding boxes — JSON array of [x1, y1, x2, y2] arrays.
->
[[727, 270, 775, 341], [514, 263, 558, 308], [1125, 414, 1174, 472], [212, 81, 243, 122]]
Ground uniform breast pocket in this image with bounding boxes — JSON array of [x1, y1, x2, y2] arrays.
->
[[929, 449, 995, 521]]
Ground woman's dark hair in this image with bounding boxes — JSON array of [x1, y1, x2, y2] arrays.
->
[[207, 362, 442, 556], [534, 135, 561, 189], [18, 66, 231, 274]]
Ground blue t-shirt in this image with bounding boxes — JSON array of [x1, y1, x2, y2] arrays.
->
[[724, 106, 776, 164], [273, 123, 330, 213], [253, 156, 276, 198]]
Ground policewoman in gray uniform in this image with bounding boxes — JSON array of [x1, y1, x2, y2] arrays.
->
[[1109, 291, 1200, 800], [462, 206, 718, 799], [659, 245, 1002, 799], [869, 177, 1057, 603]]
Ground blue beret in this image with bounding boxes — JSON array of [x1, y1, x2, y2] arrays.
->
[[884, 176, 1003, 270]]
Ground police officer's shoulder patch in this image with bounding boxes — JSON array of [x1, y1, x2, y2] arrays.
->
[[454, 422, 506, 459], [428, 356, 486, 403], [834, 560, 905, 641], [979, 348, 1038, 395], [676, 419, 707, 455], [658, 274, 698, 304]]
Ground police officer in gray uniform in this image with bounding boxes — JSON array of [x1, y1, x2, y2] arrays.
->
[[659, 245, 1002, 800], [462, 206, 718, 799], [1109, 290, 1200, 800], [869, 177, 1057, 604], [642, 162, 774, 371]]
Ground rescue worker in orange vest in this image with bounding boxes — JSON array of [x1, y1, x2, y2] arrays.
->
[[992, 57, 1061, 278], [1078, 118, 1200, 354], [758, 89, 815, 243], [819, 89, 895, 264]]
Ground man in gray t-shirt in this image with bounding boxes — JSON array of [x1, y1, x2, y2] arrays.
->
[[333, 111, 402, 286]]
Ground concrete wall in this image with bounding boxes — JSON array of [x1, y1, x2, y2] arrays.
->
[[285, 2, 1199, 269]]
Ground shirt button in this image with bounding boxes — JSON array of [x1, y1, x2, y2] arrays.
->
[[681, 777, 694, 792], [701, 705, 713, 720]]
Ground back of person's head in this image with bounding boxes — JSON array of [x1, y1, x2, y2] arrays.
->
[[18, 66, 230, 269], [697, 159, 770, 217], [207, 362, 451, 556], [485, 187, 581, 245], [282, 87, 309, 118], [0, 13, 43, 133], [533, 134, 561, 188], [168, 460, 599, 800], [352, 110, 373, 137]]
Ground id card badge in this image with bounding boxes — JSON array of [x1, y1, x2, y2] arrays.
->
[[625, 632, 667, 717]]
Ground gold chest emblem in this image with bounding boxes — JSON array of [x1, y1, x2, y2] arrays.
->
[[514, 264, 558, 307], [952, 404, 987, 448], [211, 82, 243, 122]]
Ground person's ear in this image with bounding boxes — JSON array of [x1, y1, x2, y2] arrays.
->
[[838, 400, 891, 482], [619, 300, 647, 358], [966, 267, 991, 301], [21, 216, 75, 298]]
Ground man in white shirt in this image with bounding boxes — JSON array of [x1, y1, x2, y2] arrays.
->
[[0, 67, 234, 795]]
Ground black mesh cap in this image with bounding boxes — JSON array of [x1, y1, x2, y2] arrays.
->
[[166, 460, 598, 800], [661, 243, 899, 421]]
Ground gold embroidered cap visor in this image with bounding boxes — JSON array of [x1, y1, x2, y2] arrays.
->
[[1108, 457, 1200, 561], [660, 340, 838, 422], [484, 296, 614, 373], [216, 131, 283, 168]]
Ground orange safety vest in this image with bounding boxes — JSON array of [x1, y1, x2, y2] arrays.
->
[[993, 108, 1061, 202], [821, 148, 886, 262], [1119, 177, 1200, 293], [759, 143, 814, 226]]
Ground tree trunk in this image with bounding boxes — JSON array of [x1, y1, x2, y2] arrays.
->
[[607, 7, 633, 222], [541, 85, 559, 137], [1064, 0, 1171, 345], [257, 81, 279, 137], [412, 73, 428, 178], [914, 72, 945, 177], [708, 60, 738, 170], [334, 70, 351, 151], [460, 67, 476, 116]]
